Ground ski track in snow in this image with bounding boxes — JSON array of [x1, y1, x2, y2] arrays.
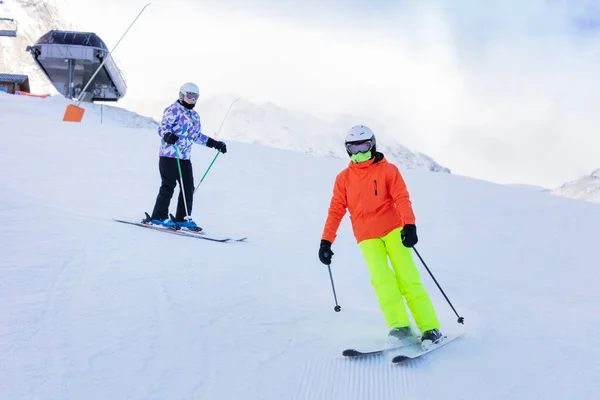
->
[[292, 338, 470, 400], [293, 354, 418, 400]]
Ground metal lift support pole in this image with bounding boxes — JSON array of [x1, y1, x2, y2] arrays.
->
[[74, 3, 151, 107]]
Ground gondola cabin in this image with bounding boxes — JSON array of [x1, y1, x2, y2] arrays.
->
[[26, 30, 127, 102]]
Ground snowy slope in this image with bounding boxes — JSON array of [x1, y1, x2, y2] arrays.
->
[[1, 93, 600, 400], [552, 168, 600, 204], [0, 0, 79, 93], [43, 93, 158, 129]]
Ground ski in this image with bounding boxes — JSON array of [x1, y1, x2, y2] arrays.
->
[[391, 332, 463, 364], [343, 337, 421, 358], [113, 217, 247, 243], [166, 213, 247, 242], [343, 348, 393, 358]]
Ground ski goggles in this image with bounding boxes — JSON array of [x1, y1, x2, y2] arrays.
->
[[345, 140, 373, 155], [184, 92, 199, 102]]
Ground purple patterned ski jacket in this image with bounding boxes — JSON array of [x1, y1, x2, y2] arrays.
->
[[157, 101, 209, 160]]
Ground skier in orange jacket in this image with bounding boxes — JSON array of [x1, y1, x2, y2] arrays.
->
[[319, 125, 443, 348]]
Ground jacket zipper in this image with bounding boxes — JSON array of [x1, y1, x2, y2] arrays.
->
[[374, 180, 378, 196]]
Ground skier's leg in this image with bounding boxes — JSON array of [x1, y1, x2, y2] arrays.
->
[[151, 157, 178, 220], [358, 238, 411, 329], [175, 159, 195, 221], [384, 227, 440, 333]]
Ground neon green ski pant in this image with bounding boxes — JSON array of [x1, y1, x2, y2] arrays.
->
[[358, 227, 440, 332]]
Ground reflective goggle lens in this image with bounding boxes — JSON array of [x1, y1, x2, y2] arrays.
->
[[346, 141, 372, 154], [184, 92, 199, 101]]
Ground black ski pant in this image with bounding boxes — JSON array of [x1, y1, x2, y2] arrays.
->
[[151, 156, 194, 222]]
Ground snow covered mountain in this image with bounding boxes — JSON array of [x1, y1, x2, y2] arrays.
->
[[196, 94, 451, 172], [552, 168, 600, 204], [2, 90, 600, 400], [0, 0, 79, 93]]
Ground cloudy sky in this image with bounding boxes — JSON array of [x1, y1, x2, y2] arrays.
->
[[61, 0, 600, 188]]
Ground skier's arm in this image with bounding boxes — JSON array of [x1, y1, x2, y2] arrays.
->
[[190, 119, 227, 153], [321, 174, 348, 243], [388, 166, 416, 225], [157, 105, 180, 139], [192, 122, 210, 145]]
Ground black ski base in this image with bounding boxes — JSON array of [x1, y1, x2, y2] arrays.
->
[[342, 348, 388, 357], [342, 337, 421, 358]]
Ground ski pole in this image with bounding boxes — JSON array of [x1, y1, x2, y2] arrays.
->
[[412, 247, 464, 324], [327, 264, 341, 312], [174, 145, 191, 222], [192, 97, 238, 194], [214, 97, 240, 139], [194, 151, 220, 194]]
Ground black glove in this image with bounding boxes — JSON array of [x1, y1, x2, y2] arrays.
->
[[207, 137, 227, 154], [214, 141, 227, 154], [318, 239, 334, 265], [163, 132, 179, 145], [401, 224, 418, 248]]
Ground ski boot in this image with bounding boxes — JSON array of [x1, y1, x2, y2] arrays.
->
[[142, 212, 179, 230], [421, 328, 444, 350], [170, 214, 202, 232], [386, 326, 416, 349]]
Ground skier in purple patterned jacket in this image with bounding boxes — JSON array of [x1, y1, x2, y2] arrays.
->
[[149, 82, 227, 230]]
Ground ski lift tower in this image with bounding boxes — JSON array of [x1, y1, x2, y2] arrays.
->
[[0, 18, 17, 37]]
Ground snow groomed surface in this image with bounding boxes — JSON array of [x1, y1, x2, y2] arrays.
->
[[1, 92, 600, 399]]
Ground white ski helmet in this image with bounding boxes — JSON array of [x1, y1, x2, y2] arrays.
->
[[179, 82, 200, 102], [344, 125, 376, 156]]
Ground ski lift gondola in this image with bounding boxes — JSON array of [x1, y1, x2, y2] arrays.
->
[[0, 17, 17, 37], [26, 30, 127, 102]]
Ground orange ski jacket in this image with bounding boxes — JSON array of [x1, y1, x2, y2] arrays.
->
[[321, 153, 416, 244]]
